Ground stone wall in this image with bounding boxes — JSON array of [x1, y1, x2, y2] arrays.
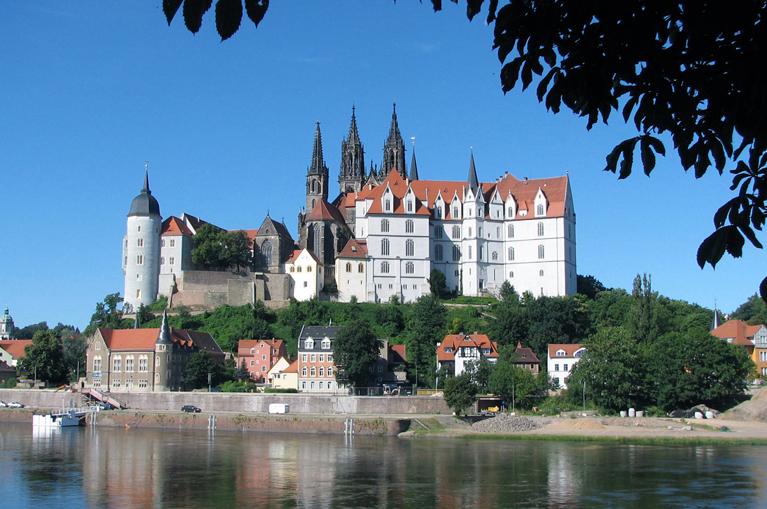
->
[[172, 270, 290, 309], [0, 389, 450, 415]]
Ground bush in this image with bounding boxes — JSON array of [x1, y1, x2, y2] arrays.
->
[[219, 380, 256, 392], [263, 388, 298, 393], [537, 395, 584, 415]]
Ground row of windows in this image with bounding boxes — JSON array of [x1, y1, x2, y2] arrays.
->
[[345, 262, 364, 273], [380, 238, 415, 256], [303, 339, 331, 350], [380, 221, 546, 240], [301, 380, 335, 390], [301, 366, 334, 377], [301, 353, 334, 362], [289, 265, 313, 273], [94, 356, 149, 373], [380, 261, 416, 274], [160, 239, 176, 248], [376, 283, 419, 290], [160, 257, 175, 265]]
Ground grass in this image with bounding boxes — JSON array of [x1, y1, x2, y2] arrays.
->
[[443, 295, 497, 305], [460, 433, 767, 446]]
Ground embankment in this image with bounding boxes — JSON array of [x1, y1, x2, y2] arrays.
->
[[0, 388, 450, 415]]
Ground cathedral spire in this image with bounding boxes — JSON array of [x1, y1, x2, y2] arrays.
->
[[467, 151, 479, 192], [308, 122, 327, 175], [382, 103, 406, 178], [339, 106, 365, 193]]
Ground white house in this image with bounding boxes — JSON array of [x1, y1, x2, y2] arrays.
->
[[285, 249, 323, 301], [547, 343, 586, 390], [436, 333, 499, 377], [335, 239, 368, 302]]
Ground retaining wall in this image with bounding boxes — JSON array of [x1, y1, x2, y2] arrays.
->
[[0, 389, 450, 415]]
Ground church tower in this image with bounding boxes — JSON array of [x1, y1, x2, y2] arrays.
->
[[0, 308, 14, 339], [123, 170, 162, 312], [382, 104, 407, 178], [154, 310, 172, 391], [339, 107, 366, 193], [305, 122, 329, 212]]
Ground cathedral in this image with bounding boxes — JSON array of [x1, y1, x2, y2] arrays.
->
[[123, 105, 576, 310]]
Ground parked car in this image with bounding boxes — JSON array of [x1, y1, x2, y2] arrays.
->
[[181, 405, 201, 413], [0, 401, 7, 408], [8, 401, 24, 408]]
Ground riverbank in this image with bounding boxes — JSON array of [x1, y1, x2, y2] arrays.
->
[[404, 414, 767, 445]]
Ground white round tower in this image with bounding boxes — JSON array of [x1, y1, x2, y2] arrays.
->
[[123, 171, 162, 311]]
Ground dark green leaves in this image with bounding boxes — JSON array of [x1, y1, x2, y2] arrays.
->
[[163, 0, 184, 25], [183, 0, 212, 34], [604, 135, 666, 179], [245, 0, 269, 27], [216, 0, 243, 41]]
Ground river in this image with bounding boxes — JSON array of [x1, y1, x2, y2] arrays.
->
[[1, 423, 765, 508]]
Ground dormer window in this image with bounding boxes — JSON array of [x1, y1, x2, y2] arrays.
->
[[305, 339, 314, 349], [321, 338, 331, 349], [556, 350, 566, 357], [407, 200, 413, 212], [537, 204, 544, 216], [385, 199, 391, 212]]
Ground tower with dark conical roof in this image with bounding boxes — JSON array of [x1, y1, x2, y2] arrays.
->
[[409, 149, 419, 181], [339, 106, 366, 193], [382, 104, 407, 178], [154, 309, 172, 391], [467, 151, 479, 192], [124, 168, 162, 312], [305, 122, 329, 212]]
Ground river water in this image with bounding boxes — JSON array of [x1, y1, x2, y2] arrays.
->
[[1, 423, 766, 508]]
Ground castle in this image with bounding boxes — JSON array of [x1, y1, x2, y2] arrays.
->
[[123, 106, 576, 311]]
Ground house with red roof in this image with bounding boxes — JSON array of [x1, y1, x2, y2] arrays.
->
[[436, 333, 499, 377], [284, 249, 323, 301], [237, 338, 288, 382], [547, 343, 586, 389], [712, 319, 767, 377], [85, 311, 224, 392], [0, 339, 33, 368]]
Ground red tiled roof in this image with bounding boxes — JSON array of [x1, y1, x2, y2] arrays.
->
[[231, 229, 259, 244], [0, 340, 33, 359], [340, 169, 570, 221], [337, 239, 368, 259], [237, 338, 285, 356], [547, 343, 585, 358], [390, 343, 407, 363], [711, 320, 764, 346], [161, 216, 195, 237], [306, 199, 347, 224], [436, 333, 499, 362], [98, 328, 222, 353], [283, 359, 298, 374], [514, 342, 540, 364]]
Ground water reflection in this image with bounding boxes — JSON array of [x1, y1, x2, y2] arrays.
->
[[1, 423, 766, 508]]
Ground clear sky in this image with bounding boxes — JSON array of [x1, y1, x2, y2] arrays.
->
[[0, 2, 762, 329]]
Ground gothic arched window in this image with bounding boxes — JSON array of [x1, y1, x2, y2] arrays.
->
[[538, 222, 544, 237], [381, 261, 390, 273], [508, 247, 515, 261], [405, 239, 414, 257], [346, 262, 352, 272], [381, 238, 390, 256], [435, 244, 443, 261], [538, 244, 545, 259], [405, 219, 414, 233], [381, 219, 390, 233], [405, 262, 414, 274], [260, 240, 272, 267]]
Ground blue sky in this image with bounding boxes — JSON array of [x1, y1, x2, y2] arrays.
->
[[0, 2, 762, 329]]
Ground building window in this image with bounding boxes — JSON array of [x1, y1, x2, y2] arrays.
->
[[311, 354, 316, 362], [480, 246, 484, 260], [302, 354, 307, 362], [478, 227, 483, 237], [305, 339, 314, 349], [310, 367, 316, 377], [407, 200, 413, 212], [137, 225, 141, 232], [555, 363, 560, 372], [496, 227, 500, 238], [381, 261, 390, 274], [509, 271, 514, 277], [539, 269, 544, 277], [322, 339, 330, 349], [405, 262, 414, 274], [382, 238, 390, 255], [358, 263, 364, 273], [491, 251, 498, 261], [302, 367, 307, 376], [452, 225, 461, 239], [405, 239, 414, 257], [328, 354, 333, 362], [381, 219, 390, 233], [136, 254, 144, 265], [93, 357, 101, 372], [435, 206, 443, 219], [318, 354, 324, 362], [346, 262, 352, 272], [169, 257, 175, 265], [136, 289, 141, 299], [160, 257, 165, 265], [434, 225, 443, 239], [508, 224, 514, 238], [290, 266, 295, 273], [468, 246, 472, 259], [385, 199, 392, 212], [319, 367, 324, 377], [261, 366, 266, 372], [160, 239, 164, 247], [113, 357, 121, 373], [453, 245, 461, 261], [538, 244, 545, 259], [468, 227, 472, 237], [328, 367, 333, 377], [126, 357, 134, 372], [537, 204, 544, 216], [538, 222, 544, 236], [137, 238, 144, 247], [170, 239, 176, 247], [297, 266, 302, 272], [453, 206, 459, 218], [435, 244, 444, 261], [307, 266, 312, 272], [405, 219, 414, 233], [508, 247, 515, 261]]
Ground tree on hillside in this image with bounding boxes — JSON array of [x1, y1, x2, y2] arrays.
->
[[646, 331, 753, 411], [566, 327, 646, 412], [17, 330, 68, 385], [183, 351, 227, 389], [163, 0, 767, 301], [376, 297, 405, 338], [586, 289, 634, 330], [732, 294, 767, 325], [334, 320, 382, 388], [626, 274, 661, 342], [428, 269, 449, 299], [406, 295, 447, 387], [442, 373, 478, 416], [83, 293, 128, 337], [577, 275, 607, 300], [488, 348, 548, 410], [191, 224, 250, 271], [11, 321, 49, 340]]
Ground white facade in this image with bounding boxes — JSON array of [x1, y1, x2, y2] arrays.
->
[[339, 170, 576, 303], [547, 344, 586, 390], [335, 255, 368, 303], [123, 214, 161, 310], [285, 249, 323, 301], [158, 233, 193, 298]]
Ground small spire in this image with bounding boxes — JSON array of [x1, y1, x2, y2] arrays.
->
[[409, 148, 419, 181], [712, 300, 720, 330], [156, 310, 172, 345], [467, 151, 479, 191], [142, 165, 151, 194]]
